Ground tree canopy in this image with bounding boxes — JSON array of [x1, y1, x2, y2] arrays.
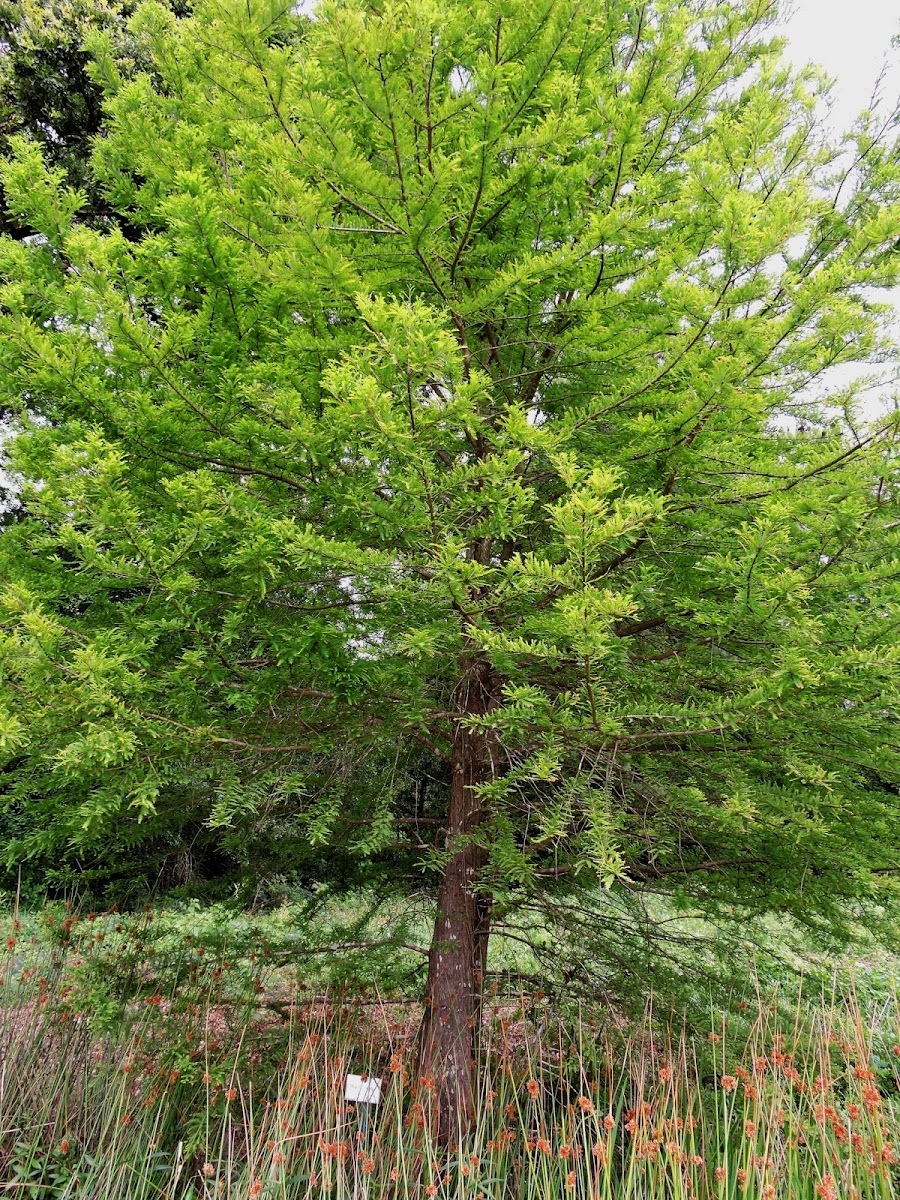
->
[[1, 0, 900, 1134], [0, 0, 149, 237]]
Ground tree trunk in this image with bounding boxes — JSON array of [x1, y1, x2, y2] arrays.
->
[[417, 655, 497, 1144]]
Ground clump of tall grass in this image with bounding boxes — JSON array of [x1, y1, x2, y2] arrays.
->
[[0, 909, 898, 1198]]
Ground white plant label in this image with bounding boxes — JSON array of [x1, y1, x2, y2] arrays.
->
[[344, 1073, 382, 1105]]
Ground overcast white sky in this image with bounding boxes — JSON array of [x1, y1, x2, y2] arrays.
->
[[779, 0, 900, 418], [780, 0, 899, 132]]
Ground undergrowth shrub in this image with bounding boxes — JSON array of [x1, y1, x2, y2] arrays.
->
[[0, 909, 898, 1198]]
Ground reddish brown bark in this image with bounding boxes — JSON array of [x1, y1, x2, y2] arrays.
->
[[417, 656, 497, 1144]]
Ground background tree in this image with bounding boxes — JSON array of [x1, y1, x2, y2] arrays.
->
[[0, 0, 207, 889], [0, 0, 148, 235], [1, 0, 900, 1137]]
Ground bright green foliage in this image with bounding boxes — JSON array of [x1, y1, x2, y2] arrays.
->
[[0, 0, 154, 237], [0, 0, 900, 990]]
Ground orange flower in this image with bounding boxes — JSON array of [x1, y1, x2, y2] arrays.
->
[[559, 1144, 572, 1160], [566, 1170, 576, 1189], [526, 1079, 540, 1100], [577, 1095, 594, 1113], [425, 1186, 438, 1198], [362, 1157, 375, 1175], [715, 1167, 727, 1183], [721, 1075, 738, 1093], [593, 1142, 608, 1165], [536, 1137, 551, 1154], [815, 1176, 838, 1200], [202, 1164, 215, 1177], [737, 1168, 748, 1188], [59, 1139, 70, 1156]]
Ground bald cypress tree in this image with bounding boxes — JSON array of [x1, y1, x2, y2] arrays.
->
[[1, 0, 900, 1136]]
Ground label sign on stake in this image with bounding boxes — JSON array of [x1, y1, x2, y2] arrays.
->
[[345, 1074, 382, 1105]]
